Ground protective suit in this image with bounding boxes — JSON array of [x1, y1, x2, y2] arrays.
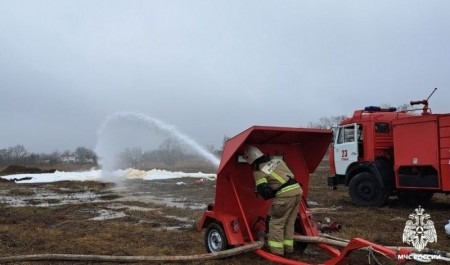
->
[[244, 146, 303, 256]]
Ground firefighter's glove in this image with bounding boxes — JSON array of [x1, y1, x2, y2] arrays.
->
[[256, 183, 275, 200]]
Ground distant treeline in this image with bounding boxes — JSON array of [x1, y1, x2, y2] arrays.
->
[[113, 138, 221, 171], [0, 138, 222, 172], [0, 145, 98, 166]]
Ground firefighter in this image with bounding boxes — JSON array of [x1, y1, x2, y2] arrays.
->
[[243, 146, 303, 256]]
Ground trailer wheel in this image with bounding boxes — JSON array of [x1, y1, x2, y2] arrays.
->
[[205, 223, 229, 253], [349, 172, 387, 206]]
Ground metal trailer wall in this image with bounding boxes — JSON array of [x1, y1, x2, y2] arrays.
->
[[392, 114, 450, 191], [439, 115, 450, 191]]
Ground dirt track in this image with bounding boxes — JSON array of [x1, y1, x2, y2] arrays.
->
[[0, 165, 449, 265]]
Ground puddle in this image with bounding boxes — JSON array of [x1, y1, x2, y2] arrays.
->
[[0, 189, 103, 207], [160, 197, 206, 210], [0, 187, 205, 210], [88, 206, 195, 231], [0, 183, 202, 231], [90, 209, 127, 221], [114, 193, 207, 210], [107, 203, 157, 212], [153, 224, 194, 231]]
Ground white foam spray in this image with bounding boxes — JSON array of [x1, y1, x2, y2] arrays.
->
[[95, 112, 220, 176]]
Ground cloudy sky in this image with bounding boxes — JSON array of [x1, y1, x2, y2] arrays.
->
[[1, 0, 449, 154]]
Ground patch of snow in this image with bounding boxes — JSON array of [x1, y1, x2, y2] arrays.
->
[[1, 168, 216, 183]]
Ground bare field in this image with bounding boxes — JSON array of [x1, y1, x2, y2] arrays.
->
[[0, 163, 449, 265]]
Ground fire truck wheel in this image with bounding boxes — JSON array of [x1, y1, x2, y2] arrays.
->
[[205, 223, 229, 253], [348, 172, 387, 206]]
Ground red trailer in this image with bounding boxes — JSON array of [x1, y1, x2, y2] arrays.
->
[[198, 125, 409, 264]]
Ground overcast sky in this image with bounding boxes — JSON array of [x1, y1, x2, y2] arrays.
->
[[1, 0, 449, 154]]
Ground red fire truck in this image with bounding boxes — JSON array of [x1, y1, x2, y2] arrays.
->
[[328, 89, 450, 206]]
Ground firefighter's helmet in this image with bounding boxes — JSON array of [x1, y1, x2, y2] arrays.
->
[[244, 146, 264, 164]]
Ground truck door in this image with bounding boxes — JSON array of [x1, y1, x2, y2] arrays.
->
[[333, 123, 359, 175]]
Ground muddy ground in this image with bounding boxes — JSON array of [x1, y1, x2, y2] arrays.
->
[[0, 164, 449, 265]]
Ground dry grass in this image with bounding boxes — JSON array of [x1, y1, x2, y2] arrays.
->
[[308, 164, 450, 263], [0, 161, 449, 265]]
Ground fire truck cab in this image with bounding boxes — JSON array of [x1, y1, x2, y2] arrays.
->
[[328, 105, 450, 206]]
